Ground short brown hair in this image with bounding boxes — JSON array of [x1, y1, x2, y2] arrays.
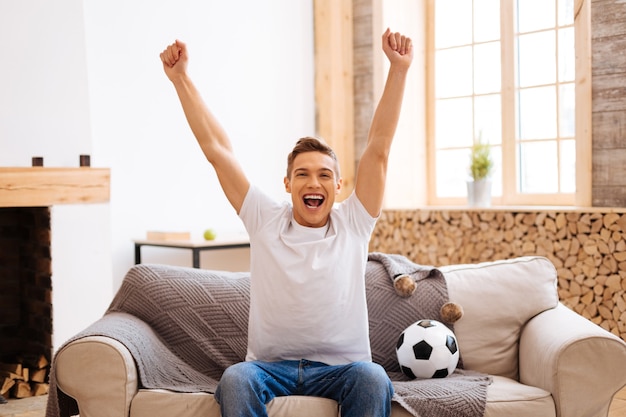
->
[[286, 136, 340, 179]]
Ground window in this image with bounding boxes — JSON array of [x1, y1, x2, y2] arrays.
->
[[427, 0, 590, 206]]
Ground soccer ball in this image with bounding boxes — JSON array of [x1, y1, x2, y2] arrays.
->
[[396, 319, 459, 379]]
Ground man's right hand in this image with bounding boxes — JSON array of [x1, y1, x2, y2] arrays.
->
[[160, 40, 188, 81]]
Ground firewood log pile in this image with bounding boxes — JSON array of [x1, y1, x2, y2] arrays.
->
[[370, 209, 626, 342], [0, 354, 49, 400]]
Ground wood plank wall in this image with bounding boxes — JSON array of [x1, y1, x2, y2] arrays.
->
[[352, 0, 375, 179], [591, 0, 626, 207]]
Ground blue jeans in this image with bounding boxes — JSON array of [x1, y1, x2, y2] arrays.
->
[[214, 360, 393, 417]]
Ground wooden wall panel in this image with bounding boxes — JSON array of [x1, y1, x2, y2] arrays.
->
[[591, 0, 626, 207], [314, 0, 355, 201], [352, 0, 375, 173], [592, 111, 626, 149]]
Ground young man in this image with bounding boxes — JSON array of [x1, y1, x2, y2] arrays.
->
[[160, 27, 413, 417]]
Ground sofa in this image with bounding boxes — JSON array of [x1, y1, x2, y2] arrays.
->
[[50, 255, 626, 417]]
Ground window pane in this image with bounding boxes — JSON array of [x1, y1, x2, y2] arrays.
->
[[436, 98, 473, 148], [517, 31, 556, 87], [489, 145, 502, 197], [518, 86, 557, 140], [560, 139, 576, 193], [558, 0, 575, 26], [519, 141, 558, 193], [474, 41, 501, 94], [436, 149, 471, 197], [559, 27, 575, 82], [436, 47, 473, 98], [516, 0, 555, 33], [436, 0, 473, 48], [436, 146, 502, 198], [474, 94, 502, 146], [559, 83, 575, 137], [474, 0, 500, 42]]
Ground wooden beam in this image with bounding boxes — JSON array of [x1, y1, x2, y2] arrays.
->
[[314, 0, 355, 201], [575, 0, 592, 206], [425, 0, 436, 205], [0, 168, 110, 207], [500, 0, 517, 205]]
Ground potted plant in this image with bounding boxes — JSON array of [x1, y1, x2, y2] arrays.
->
[[467, 138, 494, 207]]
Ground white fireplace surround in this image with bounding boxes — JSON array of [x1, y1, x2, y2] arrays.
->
[[0, 168, 113, 354], [50, 203, 112, 353]]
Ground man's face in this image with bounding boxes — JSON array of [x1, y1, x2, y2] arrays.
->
[[284, 151, 342, 228]]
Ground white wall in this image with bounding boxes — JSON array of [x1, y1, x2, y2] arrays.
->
[[381, 0, 427, 208], [0, 0, 315, 351], [83, 0, 315, 288], [0, 0, 92, 167]]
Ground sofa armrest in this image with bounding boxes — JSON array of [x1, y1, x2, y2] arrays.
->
[[519, 303, 626, 417], [55, 336, 138, 417]]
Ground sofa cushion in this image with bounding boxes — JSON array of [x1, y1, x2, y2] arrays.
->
[[483, 376, 555, 417], [441, 256, 558, 380], [128, 376, 555, 417], [129, 390, 340, 417]]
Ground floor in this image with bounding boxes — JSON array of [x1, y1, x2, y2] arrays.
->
[[1, 388, 626, 417], [0, 394, 47, 417]]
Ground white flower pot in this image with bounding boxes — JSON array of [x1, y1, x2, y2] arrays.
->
[[467, 179, 492, 207]]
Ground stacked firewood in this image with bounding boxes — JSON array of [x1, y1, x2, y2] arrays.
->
[[0, 355, 49, 399]]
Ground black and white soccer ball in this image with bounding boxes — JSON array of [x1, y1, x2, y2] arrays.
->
[[396, 319, 459, 379]]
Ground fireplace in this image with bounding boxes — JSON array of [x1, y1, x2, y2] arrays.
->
[[0, 207, 52, 362], [0, 167, 110, 399]]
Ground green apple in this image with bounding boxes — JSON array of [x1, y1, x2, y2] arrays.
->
[[203, 229, 217, 241]]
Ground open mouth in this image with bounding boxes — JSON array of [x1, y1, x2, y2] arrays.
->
[[303, 194, 325, 209]]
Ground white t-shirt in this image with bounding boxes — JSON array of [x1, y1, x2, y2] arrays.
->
[[239, 185, 377, 365]]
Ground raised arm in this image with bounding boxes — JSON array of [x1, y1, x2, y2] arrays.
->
[[160, 40, 249, 213], [355, 29, 413, 217]]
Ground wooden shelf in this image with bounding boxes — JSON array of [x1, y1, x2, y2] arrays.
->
[[0, 167, 110, 207]]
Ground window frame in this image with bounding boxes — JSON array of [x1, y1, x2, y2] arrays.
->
[[425, 0, 592, 207]]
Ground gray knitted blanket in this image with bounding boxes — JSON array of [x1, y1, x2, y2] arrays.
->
[[47, 254, 490, 417]]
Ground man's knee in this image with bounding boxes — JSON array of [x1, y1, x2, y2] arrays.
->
[[216, 362, 272, 416], [219, 362, 257, 390], [216, 362, 258, 402], [339, 362, 393, 417], [223, 361, 254, 378], [352, 362, 389, 380], [350, 362, 393, 393]]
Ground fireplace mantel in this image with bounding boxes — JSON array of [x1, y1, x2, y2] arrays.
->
[[0, 167, 110, 207]]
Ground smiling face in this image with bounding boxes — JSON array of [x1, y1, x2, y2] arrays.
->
[[284, 151, 342, 228]]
